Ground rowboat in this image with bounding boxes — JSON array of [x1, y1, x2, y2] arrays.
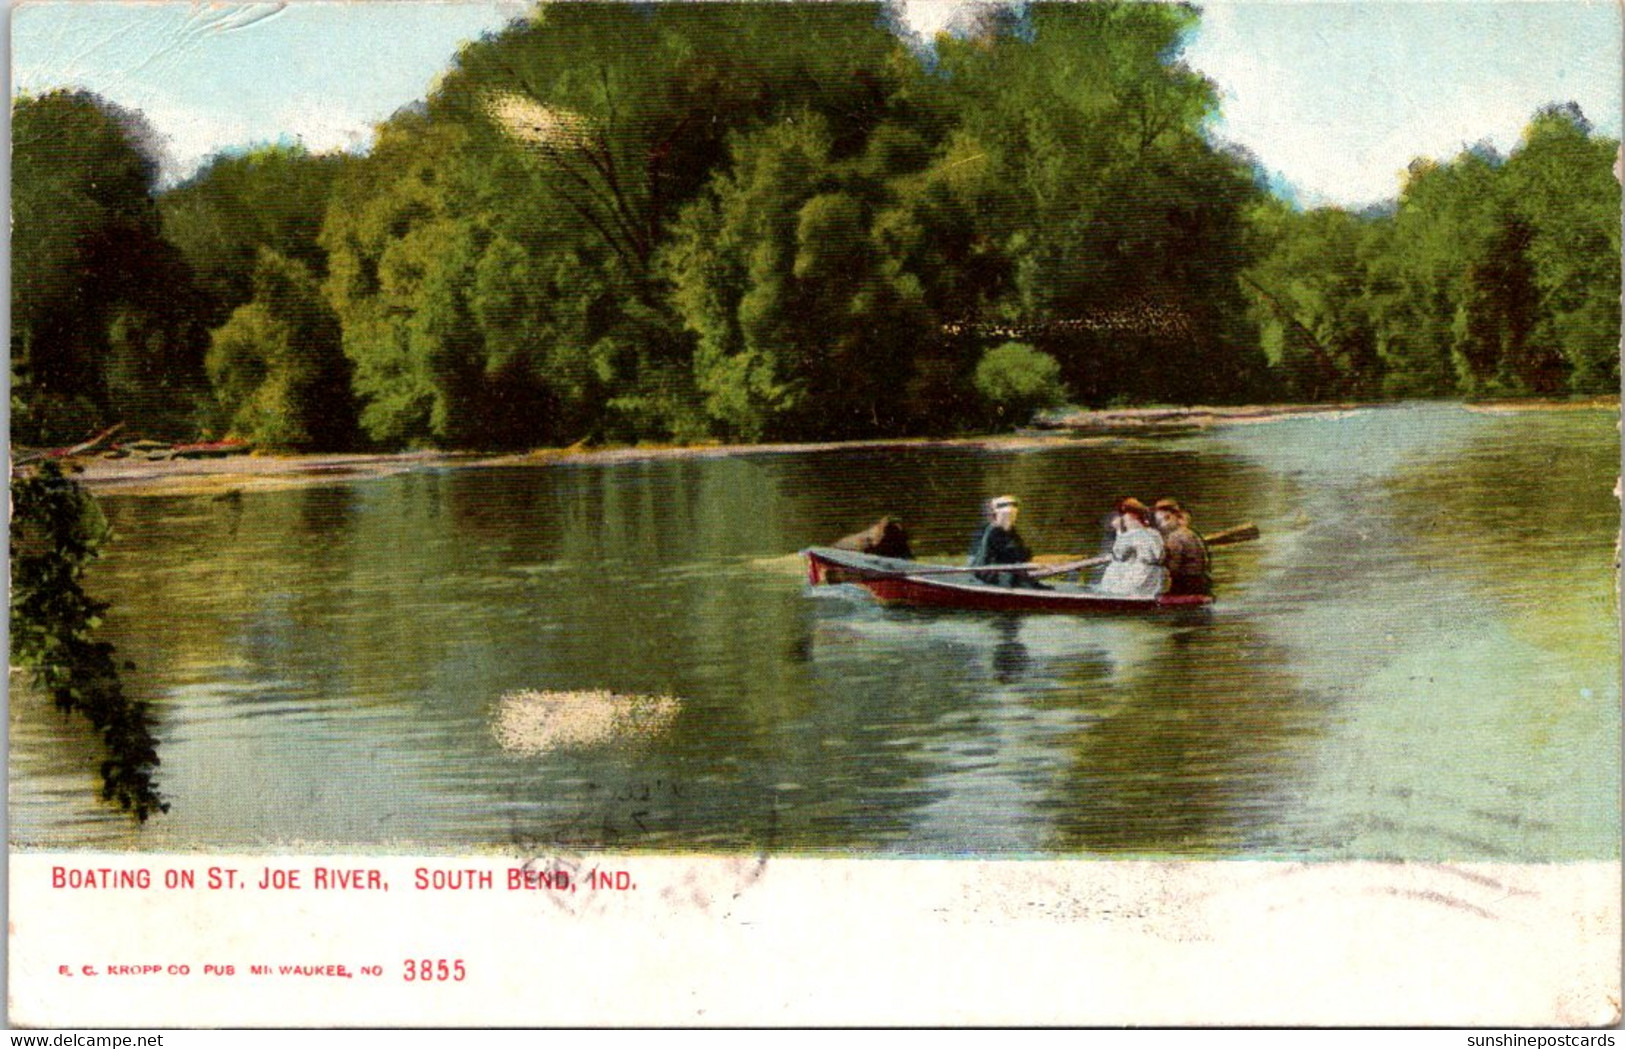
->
[[803, 546, 1214, 614]]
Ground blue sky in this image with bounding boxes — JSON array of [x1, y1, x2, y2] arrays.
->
[[12, 1, 527, 178], [12, 1, 1623, 207], [1184, 1, 1623, 207]]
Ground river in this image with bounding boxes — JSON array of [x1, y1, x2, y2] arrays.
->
[[9, 403, 1619, 859]]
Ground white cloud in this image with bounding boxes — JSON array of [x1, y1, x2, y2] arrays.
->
[[899, 0, 971, 45], [20, 1, 1616, 205], [134, 97, 256, 183], [101, 91, 377, 186], [1188, 1, 1621, 208], [272, 94, 377, 156]]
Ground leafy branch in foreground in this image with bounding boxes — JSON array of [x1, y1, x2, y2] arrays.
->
[[10, 460, 166, 820]]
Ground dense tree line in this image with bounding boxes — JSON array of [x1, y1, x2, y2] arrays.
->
[[1245, 103, 1621, 400], [12, 93, 209, 441], [11, 4, 1620, 451]]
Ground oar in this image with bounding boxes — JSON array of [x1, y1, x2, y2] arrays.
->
[[1201, 522, 1261, 546], [1029, 521, 1261, 579], [1027, 554, 1110, 580], [1001, 522, 1267, 584], [899, 555, 1111, 578]]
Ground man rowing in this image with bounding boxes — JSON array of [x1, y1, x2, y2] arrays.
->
[[967, 495, 1050, 589], [1153, 497, 1212, 597], [832, 515, 914, 560]]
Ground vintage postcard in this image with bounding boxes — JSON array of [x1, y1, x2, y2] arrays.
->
[[8, 0, 1621, 1029]]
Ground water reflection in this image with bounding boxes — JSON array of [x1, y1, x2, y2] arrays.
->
[[1041, 618, 1323, 856], [8, 405, 1617, 860], [991, 617, 1030, 683]]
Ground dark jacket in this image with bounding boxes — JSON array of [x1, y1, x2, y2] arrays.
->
[[968, 524, 1046, 588], [1162, 524, 1211, 595], [833, 516, 914, 560]]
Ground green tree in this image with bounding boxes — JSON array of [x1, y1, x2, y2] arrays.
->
[[452, 2, 908, 282], [1326, 106, 1620, 400], [1243, 201, 1383, 398], [322, 2, 930, 447], [661, 118, 833, 440], [321, 112, 638, 447], [161, 144, 352, 329], [323, 116, 490, 446], [931, 4, 1270, 406], [1358, 207, 1459, 399], [207, 249, 356, 450], [1501, 104, 1621, 393], [973, 341, 1066, 426], [12, 91, 207, 441], [661, 115, 932, 440]]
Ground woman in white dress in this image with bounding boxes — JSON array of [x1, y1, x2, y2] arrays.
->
[[1097, 498, 1167, 598]]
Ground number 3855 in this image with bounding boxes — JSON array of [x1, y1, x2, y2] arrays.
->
[[403, 959, 466, 982]]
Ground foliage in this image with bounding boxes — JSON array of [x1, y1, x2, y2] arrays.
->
[[973, 341, 1066, 426], [1243, 201, 1383, 399], [9, 462, 166, 820], [1245, 104, 1620, 399], [1501, 105, 1622, 393], [661, 115, 932, 440], [930, 4, 1272, 406], [207, 249, 357, 450], [161, 144, 352, 329], [11, 10, 1622, 451], [12, 91, 208, 442], [447, 2, 910, 281], [320, 113, 622, 447]]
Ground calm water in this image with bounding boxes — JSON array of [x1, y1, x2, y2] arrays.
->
[[9, 404, 1620, 859]]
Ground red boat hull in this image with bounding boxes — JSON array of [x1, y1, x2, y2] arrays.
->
[[803, 548, 1212, 614]]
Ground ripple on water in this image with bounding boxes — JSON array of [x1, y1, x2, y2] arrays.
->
[[11, 405, 1616, 857]]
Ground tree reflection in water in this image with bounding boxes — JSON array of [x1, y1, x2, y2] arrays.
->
[[10, 406, 1614, 859], [1040, 618, 1324, 856]]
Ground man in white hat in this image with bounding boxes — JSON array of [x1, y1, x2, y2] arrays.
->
[[967, 495, 1046, 588]]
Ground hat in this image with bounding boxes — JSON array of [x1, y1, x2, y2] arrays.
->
[[989, 495, 1020, 511], [1153, 498, 1183, 514], [1117, 497, 1152, 523]]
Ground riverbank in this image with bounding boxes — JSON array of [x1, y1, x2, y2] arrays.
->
[[1462, 395, 1621, 414], [68, 434, 1118, 497], [1041, 394, 1618, 432], [53, 397, 1618, 497], [1035, 401, 1367, 432]]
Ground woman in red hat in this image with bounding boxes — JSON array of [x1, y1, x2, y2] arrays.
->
[[1097, 498, 1167, 598]]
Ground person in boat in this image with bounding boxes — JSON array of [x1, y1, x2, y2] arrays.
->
[[833, 516, 914, 560], [1153, 498, 1211, 597], [968, 495, 1048, 588], [1097, 497, 1167, 598]]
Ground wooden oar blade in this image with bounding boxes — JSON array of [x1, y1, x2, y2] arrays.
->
[[1021, 522, 1261, 576], [1203, 522, 1260, 546], [1028, 554, 1111, 580]]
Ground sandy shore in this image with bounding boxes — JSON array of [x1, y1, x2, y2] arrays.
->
[[65, 435, 1111, 497], [1041, 395, 1616, 429], [1034, 401, 1369, 431], [68, 449, 478, 497], [1461, 395, 1620, 414], [46, 397, 1616, 497]]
